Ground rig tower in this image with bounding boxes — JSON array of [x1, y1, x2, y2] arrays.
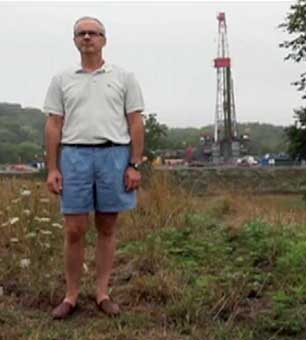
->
[[213, 12, 239, 162]]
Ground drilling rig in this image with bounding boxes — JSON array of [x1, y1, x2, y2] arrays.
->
[[212, 12, 240, 163], [187, 12, 249, 167]]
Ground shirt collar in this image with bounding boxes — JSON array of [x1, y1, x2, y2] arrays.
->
[[74, 62, 112, 74]]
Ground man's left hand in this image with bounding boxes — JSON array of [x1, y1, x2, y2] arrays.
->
[[124, 167, 141, 191]]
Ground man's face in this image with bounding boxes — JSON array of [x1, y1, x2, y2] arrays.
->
[[74, 19, 106, 55]]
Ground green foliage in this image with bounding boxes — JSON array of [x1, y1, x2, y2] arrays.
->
[[241, 220, 274, 260], [280, 0, 306, 97], [162, 122, 287, 155], [0, 101, 288, 164], [241, 123, 287, 155], [119, 213, 306, 337], [285, 107, 306, 159], [280, 1, 306, 158], [4, 178, 306, 338], [143, 113, 168, 160], [262, 290, 306, 335], [276, 239, 306, 280], [0, 103, 45, 163], [163, 126, 211, 149]]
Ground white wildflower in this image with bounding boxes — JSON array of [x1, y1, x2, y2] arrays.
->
[[52, 223, 63, 229], [39, 198, 50, 203], [23, 209, 31, 216], [20, 190, 31, 197], [83, 263, 89, 273], [34, 217, 51, 223], [44, 243, 51, 249], [40, 230, 52, 235], [20, 258, 31, 269], [10, 238, 19, 243], [9, 217, 19, 225], [11, 198, 20, 204], [25, 232, 36, 239]]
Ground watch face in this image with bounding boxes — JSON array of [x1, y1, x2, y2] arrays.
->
[[129, 162, 140, 170]]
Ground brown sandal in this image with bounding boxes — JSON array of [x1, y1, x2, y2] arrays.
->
[[52, 301, 77, 320], [96, 298, 120, 317]]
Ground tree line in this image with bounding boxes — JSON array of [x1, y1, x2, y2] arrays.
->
[[0, 103, 288, 164]]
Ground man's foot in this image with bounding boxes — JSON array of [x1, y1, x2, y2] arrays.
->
[[52, 301, 77, 320], [96, 297, 120, 317]]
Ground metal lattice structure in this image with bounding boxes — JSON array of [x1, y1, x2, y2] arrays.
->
[[213, 12, 239, 161]]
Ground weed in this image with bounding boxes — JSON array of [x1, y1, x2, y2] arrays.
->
[[1, 173, 306, 339]]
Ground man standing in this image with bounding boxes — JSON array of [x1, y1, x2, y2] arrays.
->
[[44, 17, 144, 319]]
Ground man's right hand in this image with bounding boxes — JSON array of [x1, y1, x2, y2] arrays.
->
[[47, 169, 63, 195]]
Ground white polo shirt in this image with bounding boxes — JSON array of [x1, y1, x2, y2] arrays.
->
[[43, 63, 144, 144]]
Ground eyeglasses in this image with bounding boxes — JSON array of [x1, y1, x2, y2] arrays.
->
[[75, 30, 104, 38]]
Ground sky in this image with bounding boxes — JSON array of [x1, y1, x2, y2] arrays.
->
[[0, 1, 304, 128]]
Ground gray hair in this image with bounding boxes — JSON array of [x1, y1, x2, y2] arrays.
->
[[73, 16, 106, 36]]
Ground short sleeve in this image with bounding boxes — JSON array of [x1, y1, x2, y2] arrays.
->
[[124, 73, 145, 114], [43, 75, 65, 116]]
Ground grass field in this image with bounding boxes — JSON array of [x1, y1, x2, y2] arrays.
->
[[1, 171, 306, 340]]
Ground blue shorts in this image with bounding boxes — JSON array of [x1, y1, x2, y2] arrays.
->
[[59, 145, 136, 214]]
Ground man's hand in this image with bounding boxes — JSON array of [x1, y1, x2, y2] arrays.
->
[[47, 169, 63, 195], [124, 167, 141, 191]]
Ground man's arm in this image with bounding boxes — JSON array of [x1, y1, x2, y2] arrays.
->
[[45, 114, 64, 194], [127, 111, 144, 163], [125, 111, 144, 191]]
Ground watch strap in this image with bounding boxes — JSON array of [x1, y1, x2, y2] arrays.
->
[[128, 162, 141, 170]]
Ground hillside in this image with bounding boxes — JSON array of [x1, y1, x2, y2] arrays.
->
[[0, 102, 288, 163], [159, 123, 288, 155], [0, 103, 46, 163]]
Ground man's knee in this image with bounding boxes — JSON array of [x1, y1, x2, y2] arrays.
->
[[95, 212, 118, 238], [65, 227, 85, 244], [64, 215, 88, 244], [98, 225, 116, 238]]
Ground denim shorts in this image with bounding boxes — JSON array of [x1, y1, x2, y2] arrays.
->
[[59, 145, 136, 214]]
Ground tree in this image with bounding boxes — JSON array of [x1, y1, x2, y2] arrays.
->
[[143, 113, 168, 161], [16, 142, 42, 163], [280, 0, 306, 158], [0, 103, 46, 164], [280, 0, 306, 97], [285, 108, 306, 160]]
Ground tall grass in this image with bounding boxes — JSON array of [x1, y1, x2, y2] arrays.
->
[[1, 172, 306, 339]]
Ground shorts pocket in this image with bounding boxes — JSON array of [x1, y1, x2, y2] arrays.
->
[[61, 147, 91, 177], [111, 146, 129, 172]]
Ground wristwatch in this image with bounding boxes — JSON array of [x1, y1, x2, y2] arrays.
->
[[128, 162, 141, 170]]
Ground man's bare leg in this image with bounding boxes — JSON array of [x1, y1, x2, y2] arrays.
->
[[95, 212, 118, 303], [63, 213, 89, 305]]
